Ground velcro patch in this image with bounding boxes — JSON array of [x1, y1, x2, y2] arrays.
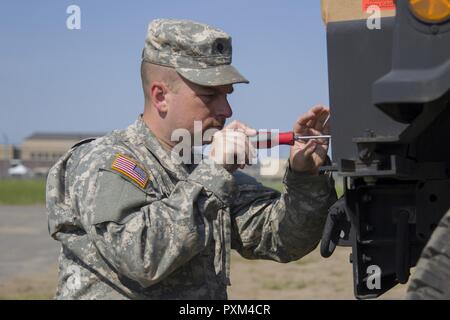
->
[[111, 154, 149, 188]]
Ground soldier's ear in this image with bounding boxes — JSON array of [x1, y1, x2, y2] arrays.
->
[[150, 81, 169, 113]]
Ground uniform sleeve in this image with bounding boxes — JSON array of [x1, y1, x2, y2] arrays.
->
[[73, 151, 235, 288], [230, 164, 338, 263]]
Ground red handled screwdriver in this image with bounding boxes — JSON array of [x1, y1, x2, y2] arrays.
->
[[250, 131, 331, 149]]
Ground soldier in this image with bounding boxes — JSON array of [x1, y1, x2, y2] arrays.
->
[[46, 18, 337, 299]]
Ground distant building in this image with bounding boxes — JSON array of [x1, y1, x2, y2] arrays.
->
[[3, 132, 289, 179], [0, 144, 19, 161], [0, 144, 20, 178], [20, 132, 104, 176]]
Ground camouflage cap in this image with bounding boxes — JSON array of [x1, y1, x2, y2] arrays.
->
[[142, 19, 249, 86]]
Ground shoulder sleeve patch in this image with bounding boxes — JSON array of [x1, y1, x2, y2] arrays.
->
[[111, 153, 149, 188]]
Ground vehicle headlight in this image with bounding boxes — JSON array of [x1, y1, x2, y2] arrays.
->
[[409, 0, 450, 23]]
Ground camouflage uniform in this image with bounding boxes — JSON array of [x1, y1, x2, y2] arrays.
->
[[46, 19, 337, 299]]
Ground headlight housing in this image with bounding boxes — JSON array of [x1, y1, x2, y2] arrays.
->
[[409, 0, 450, 23]]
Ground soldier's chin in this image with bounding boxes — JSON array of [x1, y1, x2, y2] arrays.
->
[[207, 126, 224, 132], [200, 126, 223, 145], [203, 126, 223, 135]]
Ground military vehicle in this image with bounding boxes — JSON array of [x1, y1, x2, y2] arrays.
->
[[320, 0, 450, 299]]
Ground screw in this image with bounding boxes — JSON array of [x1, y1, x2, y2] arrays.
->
[[359, 149, 371, 160], [430, 24, 439, 34], [365, 129, 375, 138], [362, 194, 372, 203]]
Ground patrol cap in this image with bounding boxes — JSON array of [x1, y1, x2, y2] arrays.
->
[[142, 18, 249, 87]]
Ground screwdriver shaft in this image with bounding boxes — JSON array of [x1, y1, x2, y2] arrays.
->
[[294, 134, 331, 141]]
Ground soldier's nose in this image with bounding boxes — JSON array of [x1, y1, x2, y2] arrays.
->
[[215, 97, 233, 119]]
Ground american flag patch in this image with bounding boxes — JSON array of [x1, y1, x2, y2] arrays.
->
[[111, 154, 149, 188]]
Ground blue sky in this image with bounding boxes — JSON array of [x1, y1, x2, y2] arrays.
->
[[0, 0, 329, 147]]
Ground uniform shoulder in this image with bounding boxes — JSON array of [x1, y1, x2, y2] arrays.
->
[[69, 129, 133, 174]]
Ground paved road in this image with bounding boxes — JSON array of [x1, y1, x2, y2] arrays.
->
[[0, 205, 59, 282]]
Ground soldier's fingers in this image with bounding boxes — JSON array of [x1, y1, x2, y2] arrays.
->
[[307, 106, 329, 130], [219, 130, 256, 166], [223, 135, 247, 163], [225, 120, 257, 136], [245, 139, 257, 165], [314, 108, 330, 131], [293, 105, 327, 133], [309, 104, 328, 114], [294, 111, 316, 132], [314, 144, 329, 160], [300, 127, 329, 144], [302, 140, 317, 158], [224, 130, 248, 146], [249, 143, 257, 161]]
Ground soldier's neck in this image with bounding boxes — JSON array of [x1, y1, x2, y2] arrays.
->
[[142, 111, 176, 151]]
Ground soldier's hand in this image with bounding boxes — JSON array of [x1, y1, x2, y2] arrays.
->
[[208, 120, 257, 173], [289, 105, 330, 175]]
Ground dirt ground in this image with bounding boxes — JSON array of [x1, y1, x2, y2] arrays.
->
[[0, 248, 409, 300], [0, 205, 409, 300], [229, 247, 409, 300]]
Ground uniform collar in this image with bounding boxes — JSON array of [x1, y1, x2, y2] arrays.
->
[[126, 115, 192, 181]]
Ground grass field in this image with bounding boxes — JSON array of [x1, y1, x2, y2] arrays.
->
[[0, 179, 46, 205], [261, 179, 343, 197], [0, 176, 342, 205]]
